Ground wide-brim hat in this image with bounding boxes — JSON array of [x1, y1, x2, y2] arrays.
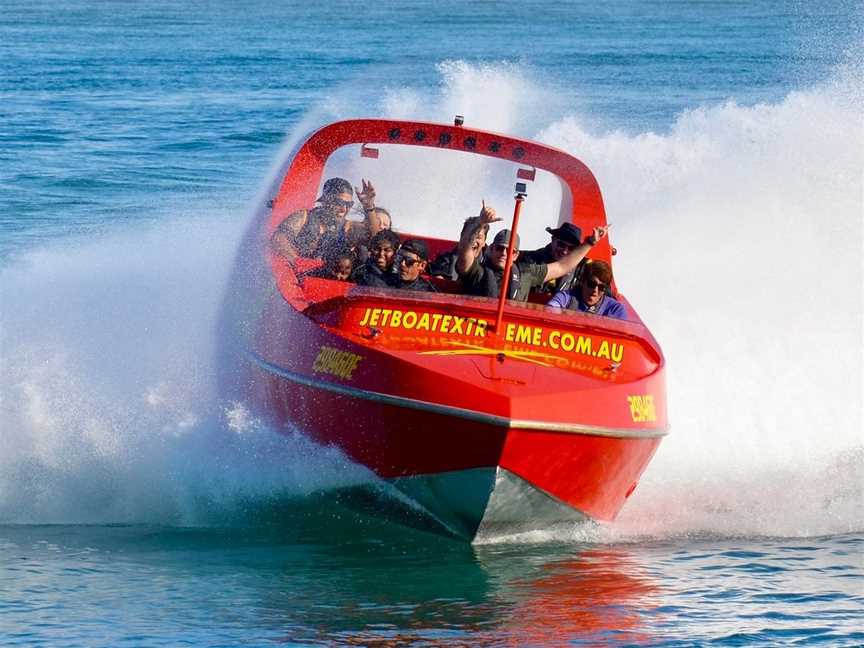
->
[[545, 222, 582, 246]]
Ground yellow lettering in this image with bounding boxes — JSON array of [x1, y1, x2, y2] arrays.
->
[[475, 320, 488, 337], [532, 327, 542, 346], [575, 336, 591, 355], [358, 308, 371, 327], [369, 309, 381, 327], [380, 309, 393, 327], [403, 311, 417, 329], [548, 330, 561, 350], [506, 323, 516, 342], [417, 312, 430, 331], [515, 325, 532, 344], [597, 340, 610, 359], [312, 346, 362, 381], [627, 394, 657, 423], [390, 310, 402, 328], [450, 316, 464, 334], [612, 343, 624, 363]]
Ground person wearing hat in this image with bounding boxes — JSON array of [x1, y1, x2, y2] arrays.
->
[[547, 260, 628, 320], [520, 222, 586, 295], [455, 203, 608, 301], [393, 239, 436, 292], [270, 176, 356, 263]]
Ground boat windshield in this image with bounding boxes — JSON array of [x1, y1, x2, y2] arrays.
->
[[319, 143, 571, 252]]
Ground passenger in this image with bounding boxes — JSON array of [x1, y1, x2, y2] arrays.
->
[[303, 249, 356, 281], [352, 229, 401, 288], [519, 222, 585, 295], [456, 204, 608, 301], [547, 260, 628, 320], [270, 177, 355, 263], [346, 179, 393, 263], [429, 215, 490, 280], [393, 240, 436, 292]]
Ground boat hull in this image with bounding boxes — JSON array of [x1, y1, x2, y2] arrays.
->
[[247, 349, 662, 539]]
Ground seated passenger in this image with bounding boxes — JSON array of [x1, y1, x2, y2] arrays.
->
[[519, 222, 585, 295], [393, 240, 436, 292], [456, 204, 608, 301], [270, 177, 355, 263], [302, 249, 356, 281], [352, 230, 401, 288], [429, 215, 491, 280], [547, 260, 628, 320]]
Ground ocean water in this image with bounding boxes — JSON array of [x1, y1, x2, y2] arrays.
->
[[1, 1, 863, 645]]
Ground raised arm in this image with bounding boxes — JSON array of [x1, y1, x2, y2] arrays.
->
[[456, 203, 499, 274], [544, 225, 610, 282]]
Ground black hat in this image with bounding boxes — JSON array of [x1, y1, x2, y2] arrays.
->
[[492, 229, 520, 250], [545, 222, 582, 246], [400, 239, 429, 261], [317, 177, 353, 201]]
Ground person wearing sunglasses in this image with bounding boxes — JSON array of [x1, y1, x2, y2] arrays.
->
[[456, 203, 608, 302], [393, 239, 435, 293], [546, 260, 628, 320], [352, 229, 401, 288], [270, 176, 356, 263], [519, 222, 586, 295]]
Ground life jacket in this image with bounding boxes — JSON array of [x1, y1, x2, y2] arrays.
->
[[478, 262, 521, 299]]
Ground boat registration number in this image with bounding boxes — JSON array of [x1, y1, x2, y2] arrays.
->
[[312, 346, 362, 380], [627, 394, 657, 423]]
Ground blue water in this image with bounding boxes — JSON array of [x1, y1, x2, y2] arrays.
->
[[2, 1, 863, 645]]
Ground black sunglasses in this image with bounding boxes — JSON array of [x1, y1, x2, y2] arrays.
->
[[584, 278, 608, 292], [400, 255, 423, 267], [492, 244, 517, 254], [326, 197, 354, 209]]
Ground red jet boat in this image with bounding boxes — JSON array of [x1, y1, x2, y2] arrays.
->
[[224, 117, 668, 540]]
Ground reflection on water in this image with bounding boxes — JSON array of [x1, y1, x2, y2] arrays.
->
[[482, 547, 658, 646], [0, 509, 662, 646], [4, 516, 861, 646]]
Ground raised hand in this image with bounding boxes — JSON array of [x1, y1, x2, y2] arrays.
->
[[592, 224, 611, 241], [478, 200, 501, 225], [355, 178, 376, 210]]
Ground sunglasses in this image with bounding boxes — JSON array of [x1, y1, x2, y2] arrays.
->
[[491, 244, 517, 254], [583, 278, 608, 292], [553, 239, 576, 252], [326, 197, 355, 209], [400, 256, 423, 267]]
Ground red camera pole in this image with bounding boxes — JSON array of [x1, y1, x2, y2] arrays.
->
[[493, 192, 525, 335]]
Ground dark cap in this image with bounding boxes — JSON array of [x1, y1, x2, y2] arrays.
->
[[545, 222, 582, 246], [400, 239, 429, 260], [492, 229, 520, 250], [317, 177, 353, 201]]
